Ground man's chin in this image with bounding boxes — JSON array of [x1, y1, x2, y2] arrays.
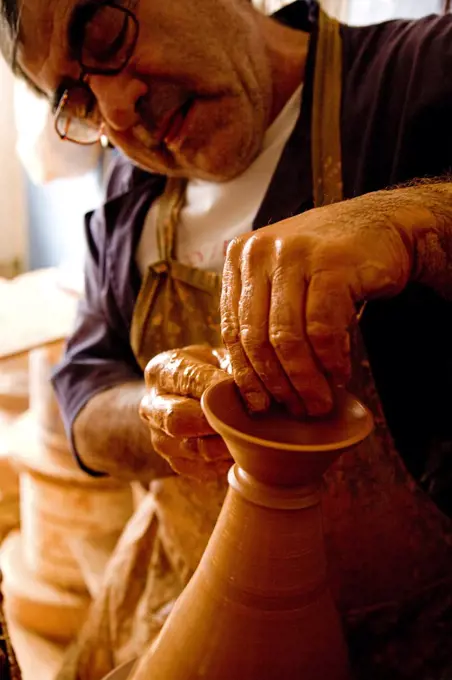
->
[[120, 134, 257, 182], [120, 121, 261, 181], [131, 153, 250, 183]]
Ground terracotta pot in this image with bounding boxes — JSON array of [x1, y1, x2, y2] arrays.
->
[[29, 342, 67, 443], [131, 379, 373, 680]]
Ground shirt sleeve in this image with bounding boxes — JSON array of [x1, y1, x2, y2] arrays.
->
[[341, 13, 452, 195], [51, 205, 143, 476]]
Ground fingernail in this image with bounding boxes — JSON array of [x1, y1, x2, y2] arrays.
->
[[307, 397, 333, 417], [246, 391, 270, 413]]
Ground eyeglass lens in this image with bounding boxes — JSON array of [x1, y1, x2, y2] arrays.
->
[[56, 4, 137, 144]]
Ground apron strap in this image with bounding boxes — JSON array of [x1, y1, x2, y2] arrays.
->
[[155, 10, 344, 257], [156, 177, 188, 261], [311, 8, 344, 207]]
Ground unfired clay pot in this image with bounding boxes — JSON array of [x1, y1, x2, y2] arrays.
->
[[130, 379, 373, 680]]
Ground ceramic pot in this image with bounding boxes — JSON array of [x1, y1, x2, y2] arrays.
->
[[131, 379, 373, 680]]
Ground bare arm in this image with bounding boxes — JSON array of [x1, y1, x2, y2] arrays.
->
[[221, 179, 452, 415], [385, 180, 452, 297], [73, 381, 174, 483], [338, 180, 452, 294]]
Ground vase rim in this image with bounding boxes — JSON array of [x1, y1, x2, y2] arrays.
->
[[201, 379, 374, 454]]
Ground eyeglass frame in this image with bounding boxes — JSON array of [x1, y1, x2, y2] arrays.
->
[[54, 1, 139, 146]]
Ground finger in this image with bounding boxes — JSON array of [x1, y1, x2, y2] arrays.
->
[[221, 237, 270, 413], [149, 428, 231, 463], [182, 345, 224, 366], [150, 427, 200, 461], [211, 347, 232, 374], [198, 436, 231, 462], [238, 246, 305, 417], [149, 428, 232, 482], [269, 266, 333, 416], [306, 271, 355, 384], [184, 345, 232, 373], [141, 393, 215, 437], [145, 350, 229, 398]]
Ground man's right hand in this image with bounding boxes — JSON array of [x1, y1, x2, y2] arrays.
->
[[140, 346, 233, 481]]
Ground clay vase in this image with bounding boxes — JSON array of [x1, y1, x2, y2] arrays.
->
[[131, 379, 373, 680]]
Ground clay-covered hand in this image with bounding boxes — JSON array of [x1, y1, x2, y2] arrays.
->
[[140, 345, 233, 480], [221, 193, 412, 417]]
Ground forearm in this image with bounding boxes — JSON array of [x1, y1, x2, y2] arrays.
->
[[73, 382, 174, 483], [353, 180, 452, 297], [403, 181, 452, 297]]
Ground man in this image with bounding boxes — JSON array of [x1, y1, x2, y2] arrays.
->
[[1, 0, 452, 677]]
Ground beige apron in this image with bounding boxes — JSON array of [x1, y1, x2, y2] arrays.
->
[[126, 9, 346, 632], [130, 177, 223, 368], [118, 14, 346, 663]]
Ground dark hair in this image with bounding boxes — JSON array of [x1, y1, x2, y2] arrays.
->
[[0, 0, 47, 97], [1, 0, 19, 33], [0, 0, 19, 68]]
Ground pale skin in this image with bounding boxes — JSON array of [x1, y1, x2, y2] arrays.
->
[[9, 0, 452, 479]]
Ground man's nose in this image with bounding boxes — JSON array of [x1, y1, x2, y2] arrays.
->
[[89, 73, 147, 131]]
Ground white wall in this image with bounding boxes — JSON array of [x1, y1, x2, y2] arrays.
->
[[0, 58, 27, 272], [348, 0, 442, 24], [255, 0, 442, 21], [254, 0, 350, 20]]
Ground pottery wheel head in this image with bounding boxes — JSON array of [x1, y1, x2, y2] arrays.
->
[[201, 379, 374, 486]]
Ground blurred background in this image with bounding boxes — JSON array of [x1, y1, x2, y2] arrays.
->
[[0, 0, 448, 282]]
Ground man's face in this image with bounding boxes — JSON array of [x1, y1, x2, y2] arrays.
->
[[18, 0, 274, 181]]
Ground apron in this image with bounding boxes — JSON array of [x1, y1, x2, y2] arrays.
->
[[56, 10, 452, 680], [99, 10, 345, 670], [122, 11, 348, 648], [130, 177, 223, 368]]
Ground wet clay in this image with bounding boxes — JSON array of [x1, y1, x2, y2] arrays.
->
[[130, 379, 373, 680]]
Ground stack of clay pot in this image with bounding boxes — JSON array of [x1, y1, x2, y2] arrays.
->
[[0, 354, 29, 545], [0, 341, 134, 645]]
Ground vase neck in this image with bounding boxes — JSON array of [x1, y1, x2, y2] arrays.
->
[[228, 465, 320, 511]]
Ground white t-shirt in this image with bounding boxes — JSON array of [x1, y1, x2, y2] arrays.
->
[[136, 85, 303, 275]]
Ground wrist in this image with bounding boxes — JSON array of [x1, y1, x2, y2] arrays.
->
[[394, 183, 452, 295], [346, 182, 452, 295]]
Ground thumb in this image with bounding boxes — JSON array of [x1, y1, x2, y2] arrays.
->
[[145, 349, 229, 399]]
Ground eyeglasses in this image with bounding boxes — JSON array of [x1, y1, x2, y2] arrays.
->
[[54, 2, 139, 145]]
